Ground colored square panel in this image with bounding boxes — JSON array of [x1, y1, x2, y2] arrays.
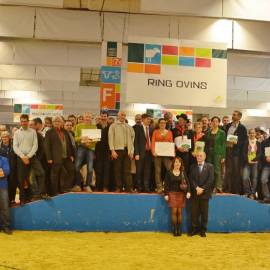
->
[[116, 93, 120, 101], [115, 84, 120, 93], [179, 57, 195, 67], [101, 66, 121, 83], [179, 47, 194, 56], [48, 105, 55, 110], [212, 49, 227, 59], [127, 63, 144, 73], [14, 104, 22, 113], [195, 48, 212, 58], [112, 57, 122, 66], [115, 102, 121, 110], [162, 45, 178, 55], [100, 83, 116, 109], [22, 104, 30, 114], [106, 57, 113, 66], [145, 64, 161, 74], [128, 43, 145, 63], [195, 58, 211, 68], [107, 41, 117, 57], [145, 44, 161, 64], [56, 105, 63, 110], [162, 55, 178, 65], [30, 104, 38, 109]]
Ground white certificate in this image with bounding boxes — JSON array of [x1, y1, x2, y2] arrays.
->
[[81, 129, 101, 141], [265, 147, 270, 157], [174, 136, 191, 149], [227, 134, 238, 144], [155, 142, 175, 157]]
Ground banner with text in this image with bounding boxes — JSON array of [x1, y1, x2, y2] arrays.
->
[[100, 41, 122, 111], [13, 104, 63, 123], [126, 37, 227, 108]]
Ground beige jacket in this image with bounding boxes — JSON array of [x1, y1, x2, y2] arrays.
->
[[108, 120, 134, 155]]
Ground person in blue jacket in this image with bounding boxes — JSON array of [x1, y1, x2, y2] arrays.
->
[[0, 153, 12, 235]]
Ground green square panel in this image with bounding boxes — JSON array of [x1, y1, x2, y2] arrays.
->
[[128, 43, 145, 63]]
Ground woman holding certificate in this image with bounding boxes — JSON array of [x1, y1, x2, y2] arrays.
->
[[242, 129, 261, 199], [204, 116, 226, 193], [164, 157, 190, 236], [190, 122, 205, 164], [151, 118, 174, 193], [172, 114, 193, 173]]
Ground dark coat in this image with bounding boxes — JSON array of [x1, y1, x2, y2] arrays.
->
[[44, 128, 75, 164], [134, 125, 153, 157], [189, 162, 214, 199], [225, 122, 248, 157], [261, 138, 270, 167]]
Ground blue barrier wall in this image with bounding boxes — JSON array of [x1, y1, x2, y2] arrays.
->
[[10, 193, 270, 232]]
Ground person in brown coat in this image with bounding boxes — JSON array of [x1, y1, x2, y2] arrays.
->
[[44, 116, 75, 196]]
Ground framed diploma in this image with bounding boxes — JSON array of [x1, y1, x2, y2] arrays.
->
[[155, 142, 175, 157], [265, 147, 270, 157], [81, 129, 101, 141]]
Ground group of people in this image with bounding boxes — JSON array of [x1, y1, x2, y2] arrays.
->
[[1, 108, 270, 236]]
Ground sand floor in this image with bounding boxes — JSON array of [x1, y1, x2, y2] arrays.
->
[[0, 231, 269, 270]]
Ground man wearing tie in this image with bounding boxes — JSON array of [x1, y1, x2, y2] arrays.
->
[[134, 113, 153, 192], [189, 151, 214, 237]]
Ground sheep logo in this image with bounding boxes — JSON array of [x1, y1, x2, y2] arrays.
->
[[145, 47, 161, 63]]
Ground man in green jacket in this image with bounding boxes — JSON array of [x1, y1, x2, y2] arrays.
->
[[72, 112, 97, 192]]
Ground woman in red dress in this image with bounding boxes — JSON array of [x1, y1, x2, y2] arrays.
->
[[164, 156, 190, 236]]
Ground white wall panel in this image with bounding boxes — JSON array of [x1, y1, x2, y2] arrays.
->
[[233, 21, 270, 52], [40, 80, 79, 92], [103, 13, 126, 42], [229, 76, 270, 92], [228, 53, 270, 78], [125, 14, 171, 41], [1, 79, 40, 91], [0, 6, 35, 38], [68, 44, 101, 67], [179, 17, 232, 48], [223, 0, 270, 22], [0, 42, 14, 64], [14, 41, 68, 66], [0, 0, 63, 8], [0, 65, 35, 80], [36, 66, 80, 81], [141, 0, 222, 17], [35, 8, 101, 42]]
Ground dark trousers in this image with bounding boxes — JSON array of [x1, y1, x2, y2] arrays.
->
[[224, 148, 242, 194], [191, 198, 209, 233], [8, 169, 17, 203], [50, 158, 75, 196], [135, 150, 152, 192], [95, 149, 111, 191], [113, 149, 132, 192], [17, 156, 46, 202], [0, 188, 10, 229]]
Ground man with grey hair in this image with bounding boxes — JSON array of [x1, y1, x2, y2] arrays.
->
[[109, 111, 134, 192], [44, 116, 75, 196]]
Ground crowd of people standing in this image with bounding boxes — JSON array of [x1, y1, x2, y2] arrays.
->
[[1, 109, 270, 236]]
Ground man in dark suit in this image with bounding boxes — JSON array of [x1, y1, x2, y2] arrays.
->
[[224, 110, 248, 194], [44, 116, 75, 196], [189, 151, 214, 237], [134, 113, 153, 192]]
